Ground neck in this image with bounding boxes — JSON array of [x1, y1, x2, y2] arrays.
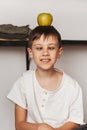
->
[[35, 68, 56, 79], [35, 68, 62, 91]]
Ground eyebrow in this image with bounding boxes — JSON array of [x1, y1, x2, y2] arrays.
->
[[33, 43, 57, 46], [33, 44, 42, 46]]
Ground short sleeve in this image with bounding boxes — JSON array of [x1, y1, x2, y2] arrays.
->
[[68, 81, 84, 124], [7, 77, 27, 109]]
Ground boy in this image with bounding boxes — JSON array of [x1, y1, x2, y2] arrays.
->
[[7, 26, 84, 130]]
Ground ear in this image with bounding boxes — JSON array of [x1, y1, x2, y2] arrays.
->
[[27, 48, 33, 59], [57, 47, 63, 59]]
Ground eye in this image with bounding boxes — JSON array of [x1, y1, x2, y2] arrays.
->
[[48, 47, 55, 50], [36, 47, 43, 50]]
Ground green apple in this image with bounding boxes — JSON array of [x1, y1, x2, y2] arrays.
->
[[37, 13, 53, 26]]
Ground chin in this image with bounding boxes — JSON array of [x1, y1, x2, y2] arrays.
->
[[39, 66, 54, 71]]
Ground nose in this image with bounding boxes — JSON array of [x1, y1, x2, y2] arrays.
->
[[42, 48, 49, 56]]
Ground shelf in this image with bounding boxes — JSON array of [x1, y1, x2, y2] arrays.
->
[[0, 39, 28, 47], [62, 40, 87, 46]]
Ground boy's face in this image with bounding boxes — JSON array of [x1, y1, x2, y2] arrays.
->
[[28, 34, 63, 71]]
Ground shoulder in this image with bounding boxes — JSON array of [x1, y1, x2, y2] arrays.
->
[[62, 72, 83, 104], [22, 70, 34, 77], [17, 70, 34, 82], [63, 72, 82, 93], [56, 69, 81, 91], [13, 70, 35, 91]]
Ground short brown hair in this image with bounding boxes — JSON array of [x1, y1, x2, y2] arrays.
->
[[28, 26, 62, 48]]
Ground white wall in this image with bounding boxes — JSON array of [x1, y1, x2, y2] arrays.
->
[[0, 0, 87, 130], [0, 47, 26, 130], [0, 0, 87, 40]]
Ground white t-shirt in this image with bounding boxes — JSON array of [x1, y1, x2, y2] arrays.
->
[[7, 70, 84, 128]]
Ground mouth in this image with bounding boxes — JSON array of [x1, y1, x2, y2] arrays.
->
[[40, 59, 51, 63]]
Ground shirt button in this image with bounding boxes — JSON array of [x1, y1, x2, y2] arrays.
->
[[43, 98, 45, 101], [41, 104, 44, 107], [44, 91, 47, 95]]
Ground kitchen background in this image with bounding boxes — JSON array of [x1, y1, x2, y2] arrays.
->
[[0, 0, 87, 130]]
